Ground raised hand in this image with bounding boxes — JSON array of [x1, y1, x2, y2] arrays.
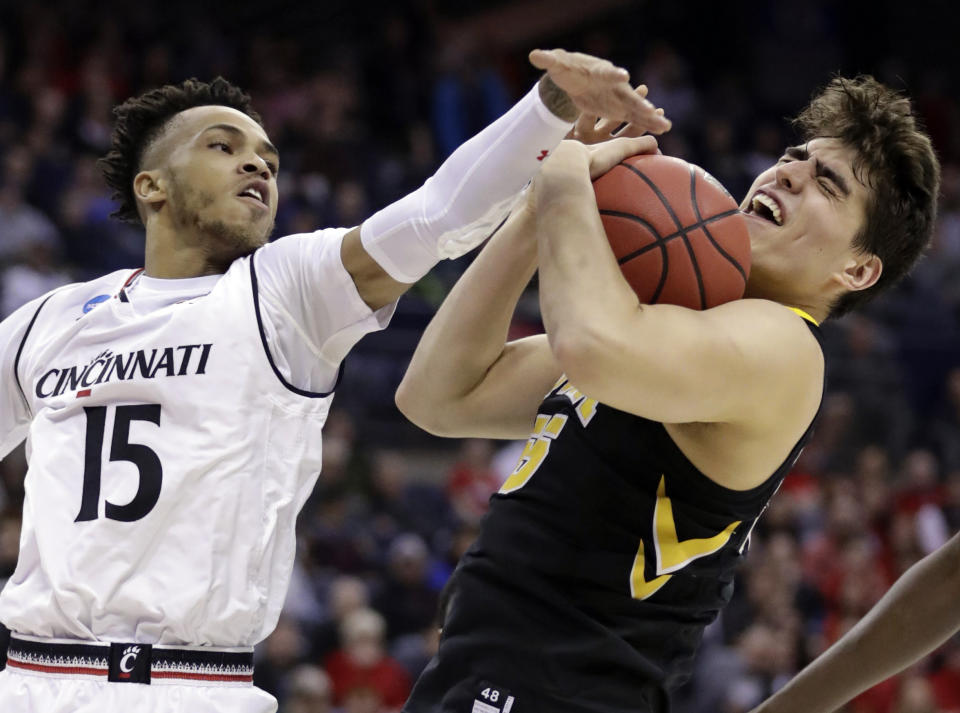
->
[[529, 49, 671, 135], [570, 85, 667, 144]]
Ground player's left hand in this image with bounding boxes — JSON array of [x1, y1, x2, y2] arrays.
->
[[530, 49, 672, 134], [570, 85, 668, 145]]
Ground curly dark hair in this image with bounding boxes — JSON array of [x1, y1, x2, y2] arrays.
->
[[98, 77, 263, 224], [793, 76, 941, 318]]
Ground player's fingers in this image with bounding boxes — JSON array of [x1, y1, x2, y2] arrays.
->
[[647, 110, 673, 134], [618, 87, 671, 133], [594, 117, 624, 137], [612, 84, 656, 124], [573, 114, 600, 142], [589, 59, 630, 84], [587, 135, 659, 179], [528, 49, 559, 71], [611, 122, 647, 139]]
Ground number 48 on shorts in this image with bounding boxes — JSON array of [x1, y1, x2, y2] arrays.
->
[[472, 682, 515, 713]]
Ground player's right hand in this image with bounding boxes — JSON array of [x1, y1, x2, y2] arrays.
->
[[584, 135, 659, 179], [529, 49, 672, 135]]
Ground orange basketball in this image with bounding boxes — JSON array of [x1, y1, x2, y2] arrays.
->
[[592, 154, 751, 310]]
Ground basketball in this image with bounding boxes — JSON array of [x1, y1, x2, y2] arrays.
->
[[592, 154, 751, 310]]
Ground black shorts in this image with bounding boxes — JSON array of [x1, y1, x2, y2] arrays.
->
[[403, 559, 670, 713]]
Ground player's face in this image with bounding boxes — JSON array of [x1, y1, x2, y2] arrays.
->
[[739, 138, 875, 307], [160, 106, 279, 259]]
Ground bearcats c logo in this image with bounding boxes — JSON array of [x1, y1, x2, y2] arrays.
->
[[120, 646, 141, 674]]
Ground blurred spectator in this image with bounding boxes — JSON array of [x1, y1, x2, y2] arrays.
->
[[324, 608, 411, 712], [282, 665, 334, 713], [891, 674, 939, 713], [430, 30, 510, 160], [928, 367, 960, 473], [446, 439, 501, 524], [0, 147, 61, 266], [391, 625, 440, 682], [0, 508, 21, 590], [0, 240, 71, 317], [311, 575, 370, 662], [373, 534, 439, 642], [927, 643, 960, 712], [367, 450, 451, 551], [256, 616, 310, 702]]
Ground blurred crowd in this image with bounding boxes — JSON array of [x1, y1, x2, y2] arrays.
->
[[1, 1, 959, 712]]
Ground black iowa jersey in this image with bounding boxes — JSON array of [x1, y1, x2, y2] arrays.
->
[[404, 313, 825, 713]]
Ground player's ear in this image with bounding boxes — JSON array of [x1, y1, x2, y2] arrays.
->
[[838, 252, 882, 292], [133, 170, 167, 213]]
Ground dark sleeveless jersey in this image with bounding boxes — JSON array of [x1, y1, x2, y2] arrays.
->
[[404, 313, 825, 713]]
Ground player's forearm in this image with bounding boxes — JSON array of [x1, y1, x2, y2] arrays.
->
[[534, 146, 638, 371], [359, 80, 574, 286], [754, 533, 960, 713], [396, 205, 539, 433]]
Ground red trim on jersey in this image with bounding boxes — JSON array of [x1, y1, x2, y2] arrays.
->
[[77, 389, 92, 398], [8, 658, 253, 683], [7, 659, 106, 677], [121, 268, 145, 289], [152, 670, 254, 683]]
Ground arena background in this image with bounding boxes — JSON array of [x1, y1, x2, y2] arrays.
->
[[1, 1, 959, 711]]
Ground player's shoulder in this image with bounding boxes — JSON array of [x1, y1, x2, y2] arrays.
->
[[249, 227, 355, 288], [6, 269, 134, 326], [255, 227, 353, 261], [708, 298, 822, 342], [702, 298, 824, 385]]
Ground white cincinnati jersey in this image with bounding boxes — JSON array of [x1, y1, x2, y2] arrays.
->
[[0, 228, 393, 647]]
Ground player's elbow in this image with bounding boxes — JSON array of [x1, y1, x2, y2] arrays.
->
[[395, 380, 459, 437], [395, 379, 434, 430], [549, 325, 609, 395]]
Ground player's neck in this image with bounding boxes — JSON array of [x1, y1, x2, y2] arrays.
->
[[743, 284, 829, 324], [144, 231, 226, 279]]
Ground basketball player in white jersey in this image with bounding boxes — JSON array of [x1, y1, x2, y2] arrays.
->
[[0, 49, 671, 713]]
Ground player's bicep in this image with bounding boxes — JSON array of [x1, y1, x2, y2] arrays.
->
[[340, 226, 411, 311], [405, 335, 561, 440], [256, 229, 396, 367], [559, 301, 821, 425]]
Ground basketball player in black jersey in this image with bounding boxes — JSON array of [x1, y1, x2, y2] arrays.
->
[[395, 77, 940, 713]]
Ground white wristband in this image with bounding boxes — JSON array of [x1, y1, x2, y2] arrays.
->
[[360, 81, 574, 283]]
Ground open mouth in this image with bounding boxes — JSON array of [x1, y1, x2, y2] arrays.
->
[[237, 183, 268, 209], [745, 192, 783, 225]]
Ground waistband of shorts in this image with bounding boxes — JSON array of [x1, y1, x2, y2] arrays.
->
[[5, 633, 255, 687]]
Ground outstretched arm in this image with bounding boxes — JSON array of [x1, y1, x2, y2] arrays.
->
[[395, 197, 555, 439], [343, 49, 671, 311], [750, 532, 960, 713], [396, 135, 659, 440]]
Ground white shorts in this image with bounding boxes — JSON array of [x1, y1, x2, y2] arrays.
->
[[0, 668, 278, 713]]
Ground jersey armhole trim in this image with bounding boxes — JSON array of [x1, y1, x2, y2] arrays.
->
[[13, 293, 56, 415], [249, 251, 343, 398]]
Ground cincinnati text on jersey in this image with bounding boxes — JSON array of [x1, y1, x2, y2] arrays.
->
[[34, 344, 214, 398]]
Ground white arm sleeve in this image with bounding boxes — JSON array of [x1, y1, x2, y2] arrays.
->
[[254, 229, 396, 393], [0, 294, 47, 459], [360, 81, 574, 283]]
